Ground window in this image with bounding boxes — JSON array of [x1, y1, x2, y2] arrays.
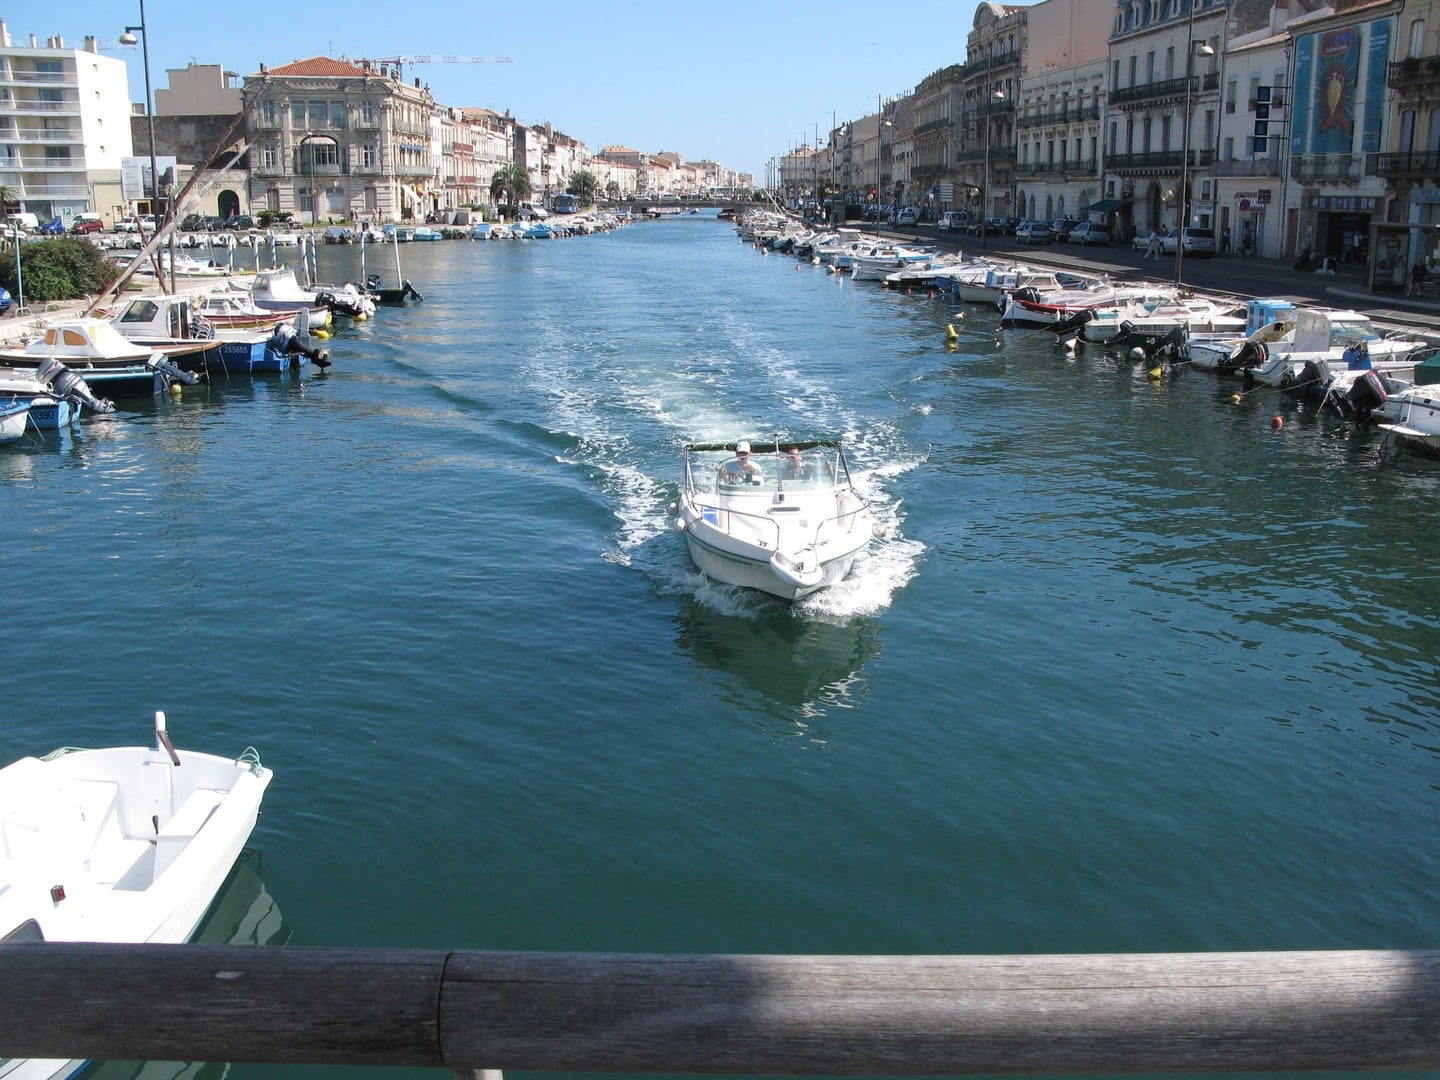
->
[[1223, 135, 1234, 160], [362, 143, 376, 168], [1225, 75, 1237, 114], [1146, 51, 1155, 81], [330, 101, 345, 128], [308, 100, 327, 127], [311, 141, 338, 168], [1411, 19, 1426, 59], [1113, 58, 1121, 88], [1161, 114, 1171, 152], [1166, 46, 1175, 80], [262, 100, 277, 124], [1129, 55, 1138, 86], [291, 101, 304, 126], [261, 143, 276, 168], [361, 100, 375, 124]]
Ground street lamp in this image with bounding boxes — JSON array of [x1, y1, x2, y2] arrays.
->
[[874, 117, 892, 237], [1176, 33, 1217, 286], [119, 0, 173, 292], [980, 90, 1005, 254]]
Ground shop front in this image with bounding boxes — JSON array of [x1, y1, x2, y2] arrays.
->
[[1367, 221, 1439, 294]]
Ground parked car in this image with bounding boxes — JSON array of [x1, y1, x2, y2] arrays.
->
[[37, 217, 65, 235], [180, 212, 204, 231], [1050, 218, 1081, 242], [70, 213, 105, 235], [893, 206, 920, 226], [1069, 221, 1111, 246], [1167, 226, 1218, 257], [224, 214, 254, 230], [5, 212, 40, 233], [1016, 220, 1054, 244], [1132, 229, 1169, 252], [938, 211, 967, 232], [115, 215, 157, 234]]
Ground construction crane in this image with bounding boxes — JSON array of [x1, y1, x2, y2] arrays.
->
[[347, 55, 513, 82]]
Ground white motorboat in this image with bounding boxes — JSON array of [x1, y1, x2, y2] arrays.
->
[[1000, 280, 1164, 329], [1069, 296, 1246, 346], [1241, 308, 1430, 388], [1377, 382, 1440, 455], [671, 438, 876, 600], [0, 398, 30, 443], [954, 266, 1062, 305], [851, 246, 935, 282], [0, 710, 273, 1080]]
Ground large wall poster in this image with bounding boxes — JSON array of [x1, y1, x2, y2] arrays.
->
[[1313, 26, 1360, 154]]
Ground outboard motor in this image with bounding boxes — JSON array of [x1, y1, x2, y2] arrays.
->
[[1230, 339, 1268, 374], [1344, 370, 1388, 421], [1047, 308, 1092, 336], [269, 311, 331, 368], [35, 358, 115, 415], [147, 353, 201, 386], [401, 279, 425, 302]]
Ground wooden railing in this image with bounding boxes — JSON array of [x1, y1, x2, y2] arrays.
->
[[3, 945, 1439, 1076]]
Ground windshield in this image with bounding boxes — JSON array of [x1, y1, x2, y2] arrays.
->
[[692, 446, 843, 495]]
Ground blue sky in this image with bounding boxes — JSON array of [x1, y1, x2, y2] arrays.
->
[[25, 1, 977, 180]]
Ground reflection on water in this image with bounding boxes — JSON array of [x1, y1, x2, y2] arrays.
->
[[78, 852, 289, 1080], [675, 598, 881, 727]]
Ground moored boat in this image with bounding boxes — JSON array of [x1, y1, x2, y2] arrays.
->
[[0, 397, 30, 443], [0, 319, 199, 398], [0, 710, 273, 1080], [671, 438, 877, 601]]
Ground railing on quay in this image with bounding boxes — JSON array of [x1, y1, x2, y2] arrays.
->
[[2, 944, 1439, 1077]]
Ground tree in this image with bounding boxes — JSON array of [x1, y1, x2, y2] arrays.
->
[[605, 180, 620, 201], [567, 170, 599, 207], [489, 164, 532, 219], [0, 236, 119, 302]]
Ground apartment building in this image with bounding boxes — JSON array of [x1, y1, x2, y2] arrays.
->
[[0, 22, 131, 226], [242, 56, 437, 223], [1104, 0, 1226, 240]]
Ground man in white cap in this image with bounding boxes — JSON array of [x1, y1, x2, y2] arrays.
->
[[717, 440, 764, 485]]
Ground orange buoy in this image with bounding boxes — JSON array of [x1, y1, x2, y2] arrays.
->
[[1271, 414, 1285, 431]]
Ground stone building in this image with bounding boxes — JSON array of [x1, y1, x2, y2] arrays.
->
[[241, 56, 436, 224]]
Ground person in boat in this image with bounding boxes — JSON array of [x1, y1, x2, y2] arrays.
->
[[779, 447, 812, 481], [717, 440, 763, 485]]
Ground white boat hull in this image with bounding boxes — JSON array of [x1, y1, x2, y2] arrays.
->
[[674, 442, 874, 600], [0, 713, 273, 1080]]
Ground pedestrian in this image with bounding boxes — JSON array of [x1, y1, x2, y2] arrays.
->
[[1409, 261, 1429, 297], [1221, 231, 1231, 255], [1144, 232, 1161, 260], [1241, 224, 1253, 258]]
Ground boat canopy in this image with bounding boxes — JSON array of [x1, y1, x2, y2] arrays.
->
[[684, 438, 842, 454]]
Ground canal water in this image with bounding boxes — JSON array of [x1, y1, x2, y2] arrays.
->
[[3, 215, 1438, 1080]]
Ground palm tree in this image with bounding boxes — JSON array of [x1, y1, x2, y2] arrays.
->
[[489, 164, 532, 220], [567, 170, 599, 207]]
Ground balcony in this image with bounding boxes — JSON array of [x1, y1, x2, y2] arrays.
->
[[1388, 55, 1440, 91], [1109, 76, 1192, 109], [1291, 153, 1362, 184], [1210, 158, 1282, 177], [965, 50, 1020, 77], [1014, 161, 1100, 179], [1107, 149, 1214, 173], [1017, 104, 1102, 129], [914, 118, 951, 136], [1365, 149, 1440, 179], [6, 98, 78, 114]]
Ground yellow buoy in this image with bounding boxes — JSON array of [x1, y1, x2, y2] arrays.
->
[[355, 314, 367, 322], [1230, 393, 1243, 405], [169, 383, 182, 397], [945, 324, 960, 342], [314, 329, 330, 339], [1148, 365, 1164, 380]]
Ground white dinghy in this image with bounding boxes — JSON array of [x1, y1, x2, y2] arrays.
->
[[0, 711, 273, 1080], [672, 438, 877, 600]]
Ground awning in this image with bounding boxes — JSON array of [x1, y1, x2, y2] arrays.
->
[[1087, 198, 1133, 213]]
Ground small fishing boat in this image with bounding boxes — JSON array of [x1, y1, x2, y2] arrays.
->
[[0, 397, 30, 443], [0, 359, 113, 428], [671, 438, 877, 600], [191, 290, 328, 331], [0, 319, 199, 398], [0, 711, 273, 1080]]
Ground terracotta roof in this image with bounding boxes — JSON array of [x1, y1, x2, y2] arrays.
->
[[259, 56, 369, 77]]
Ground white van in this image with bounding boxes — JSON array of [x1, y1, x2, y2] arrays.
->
[[939, 211, 965, 233], [518, 200, 549, 220], [5, 212, 40, 232]]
